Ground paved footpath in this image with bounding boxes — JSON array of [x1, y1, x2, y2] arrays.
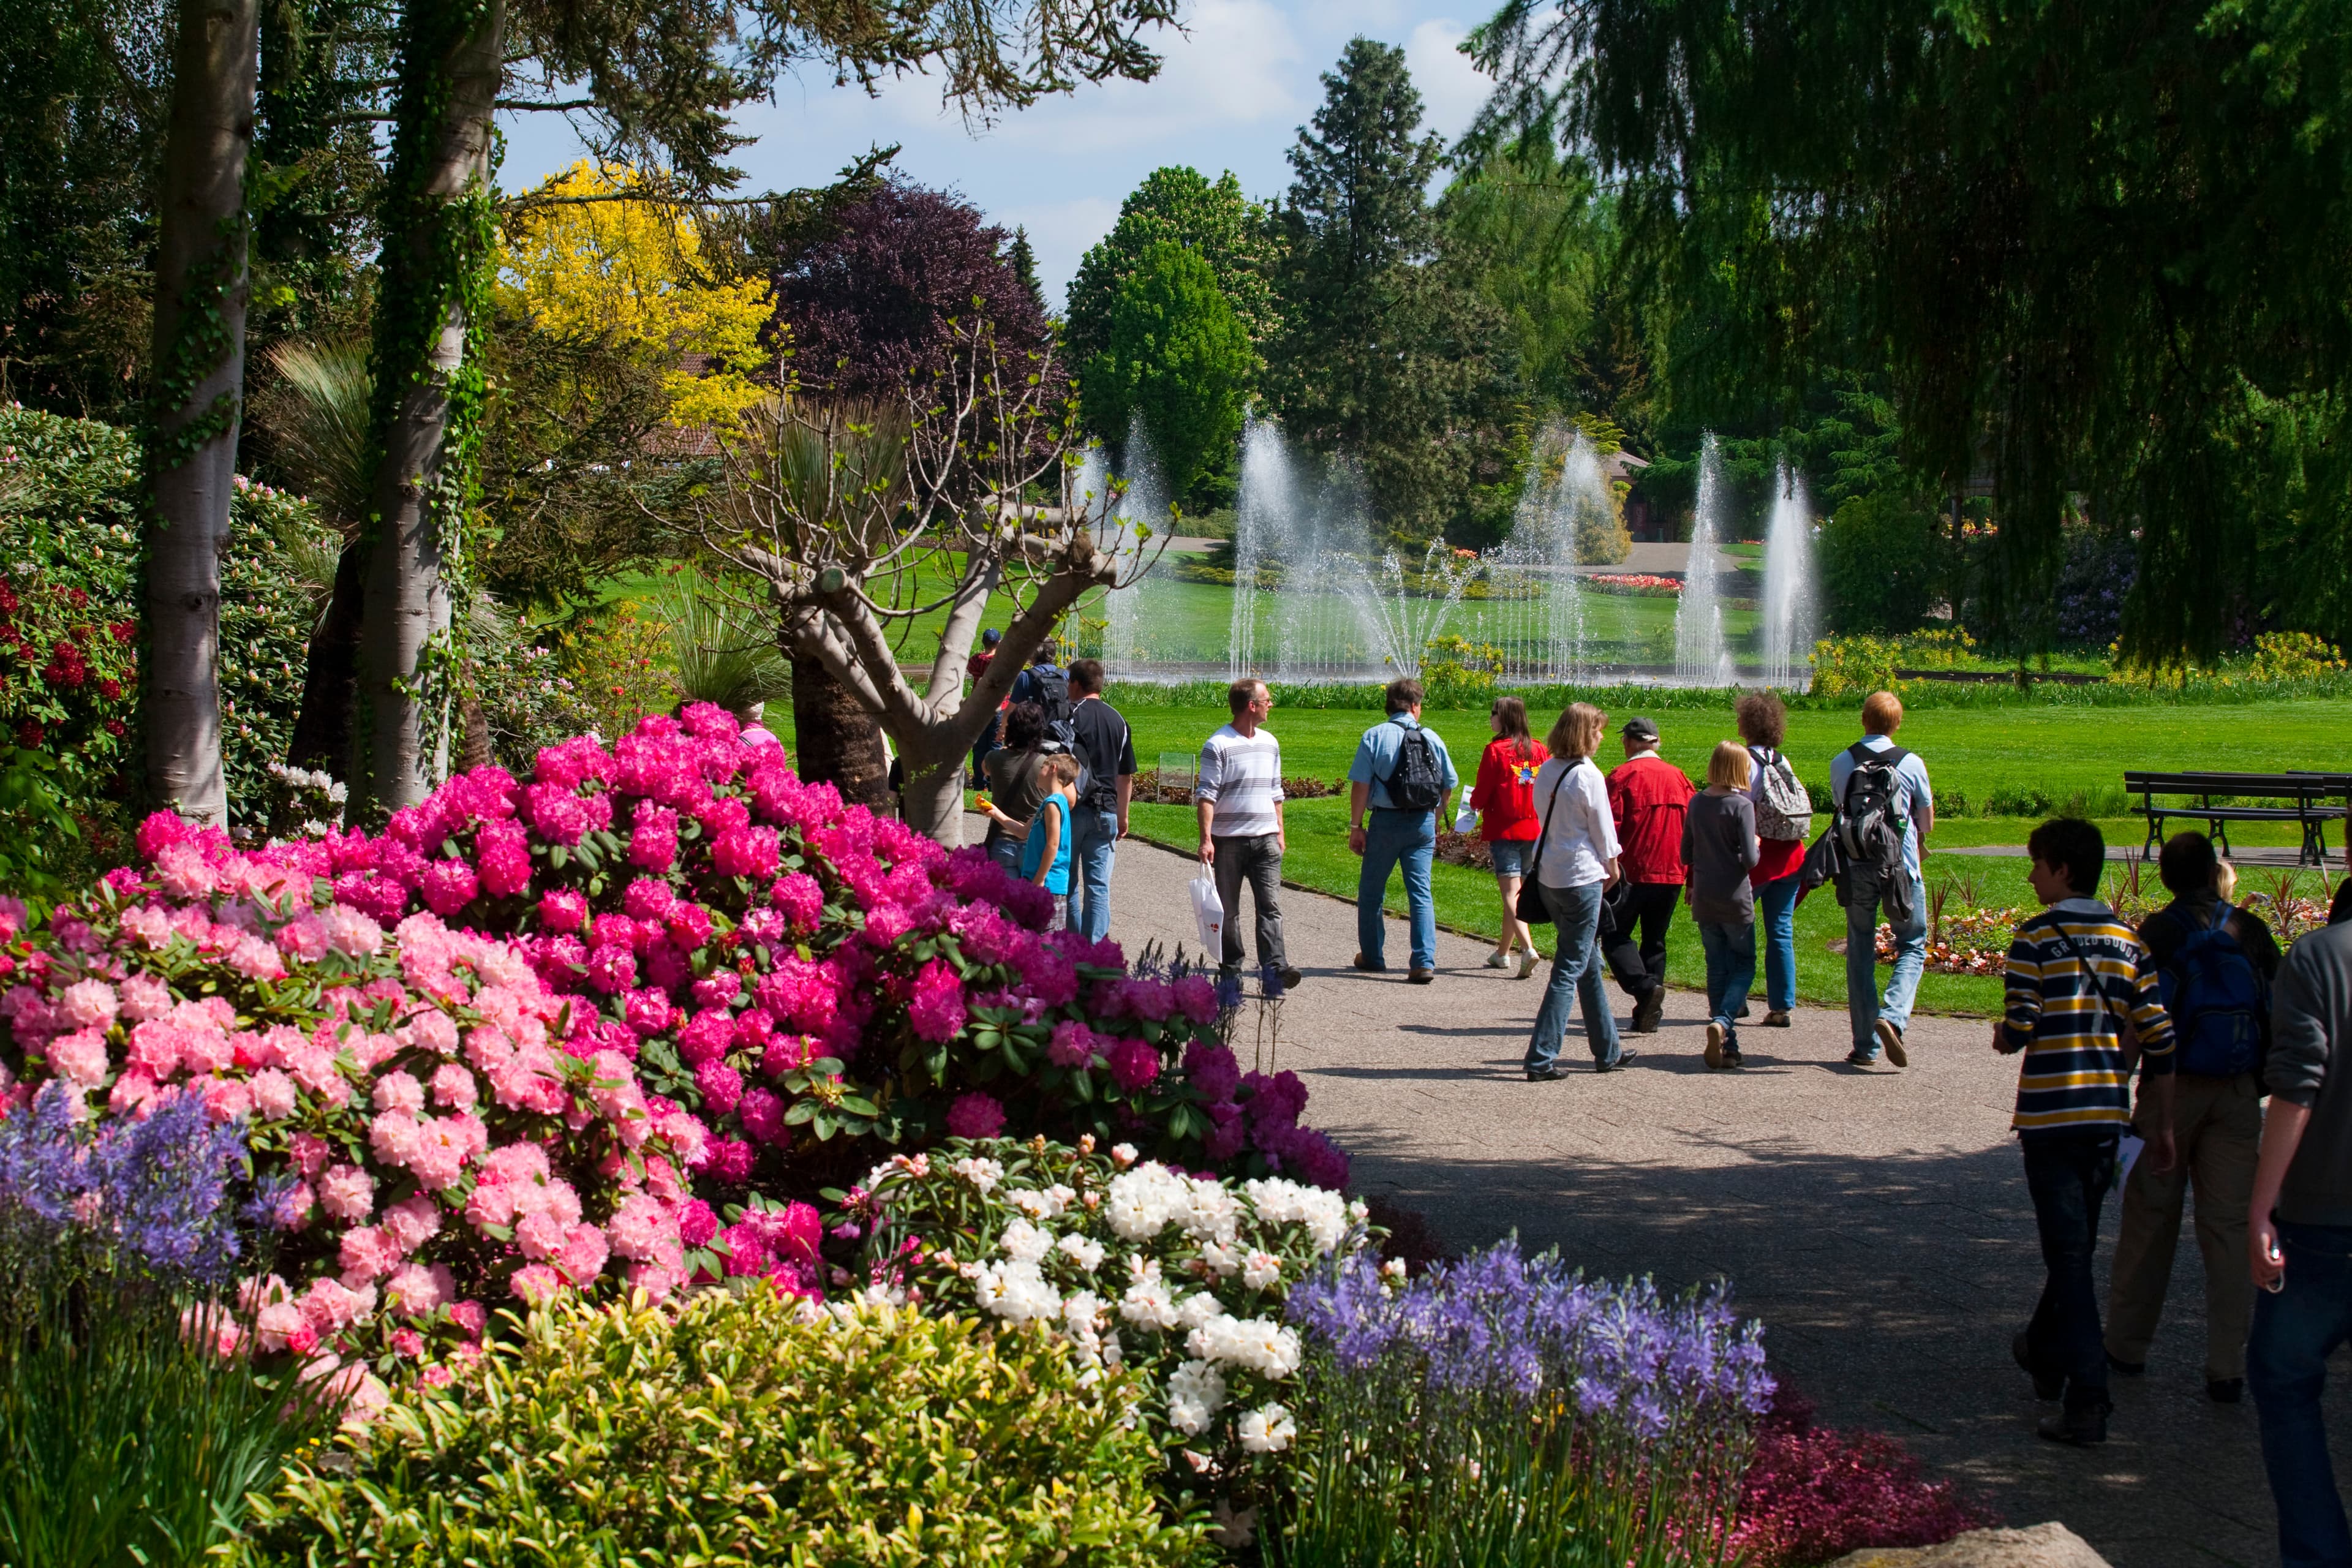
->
[[1082, 826, 2351, 1568]]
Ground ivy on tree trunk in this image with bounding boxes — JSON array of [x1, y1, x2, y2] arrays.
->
[[348, 0, 502, 818], [145, 0, 261, 826]]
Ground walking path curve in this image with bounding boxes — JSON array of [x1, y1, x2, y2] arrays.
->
[[1078, 825, 2350, 1568]]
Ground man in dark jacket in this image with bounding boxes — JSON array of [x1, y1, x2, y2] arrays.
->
[[2248, 910, 2352, 1568]]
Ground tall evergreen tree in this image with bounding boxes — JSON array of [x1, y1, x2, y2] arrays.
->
[[1261, 38, 1517, 541], [1006, 225, 1051, 322]]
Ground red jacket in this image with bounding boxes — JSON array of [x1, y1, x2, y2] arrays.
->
[[1607, 753, 1695, 883], [1471, 739, 1551, 841]]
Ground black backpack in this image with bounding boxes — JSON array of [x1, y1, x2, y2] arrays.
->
[[1834, 742, 1911, 869], [1385, 722, 1446, 813], [1028, 666, 1077, 746]]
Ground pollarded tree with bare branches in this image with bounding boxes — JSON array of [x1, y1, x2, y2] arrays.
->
[[697, 317, 1157, 843]]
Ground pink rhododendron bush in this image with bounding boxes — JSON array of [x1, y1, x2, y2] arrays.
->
[[0, 706, 1346, 1338], [0, 863, 708, 1367]]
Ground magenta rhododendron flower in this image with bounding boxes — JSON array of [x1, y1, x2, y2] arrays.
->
[[1106, 1038, 1160, 1093], [908, 959, 967, 1043], [944, 1091, 1005, 1138]]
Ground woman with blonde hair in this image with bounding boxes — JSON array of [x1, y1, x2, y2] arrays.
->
[[1470, 694, 1550, 978], [1684, 741, 1762, 1068], [1523, 703, 1628, 1079]]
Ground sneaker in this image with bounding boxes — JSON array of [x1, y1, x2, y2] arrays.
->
[[1761, 1009, 1792, 1028], [1408, 968, 1435, 984], [1703, 1023, 1729, 1070], [1594, 1047, 1638, 1074], [1516, 949, 1538, 981], [1352, 952, 1387, 973], [2015, 1332, 2064, 1401], [1724, 1047, 1744, 1068], [1844, 1049, 1880, 1068], [1632, 987, 1666, 1034], [1526, 1065, 1569, 1082], [2037, 1404, 2110, 1446], [1485, 951, 1512, 969], [2208, 1378, 2245, 1404], [1875, 1018, 1909, 1068], [1278, 967, 1303, 990]]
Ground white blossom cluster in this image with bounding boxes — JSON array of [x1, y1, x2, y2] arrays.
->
[[860, 1143, 1371, 1475]]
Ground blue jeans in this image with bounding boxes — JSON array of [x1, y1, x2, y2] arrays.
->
[[1698, 920, 1756, 1037], [1525, 881, 1621, 1071], [986, 834, 1022, 878], [1066, 806, 1119, 942], [1844, 869, 1926, 1055], [2021, 1129, 2119, 1415], [2249, 1219, 2352, 1567], [1755, 873, 1799, 1013], [1358, 809, 1437, 971]]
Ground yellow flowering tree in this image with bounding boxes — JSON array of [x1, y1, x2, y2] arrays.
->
[[499, 161, 771, 429]]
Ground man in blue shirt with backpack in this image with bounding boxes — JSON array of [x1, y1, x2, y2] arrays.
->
[[1347, 677, 1458, 983], [2107, 831, 2278, 1404], [1828, 690, 1936, 1068]]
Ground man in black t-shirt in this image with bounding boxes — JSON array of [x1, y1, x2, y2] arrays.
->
[[1065, 658, 1136, 942]]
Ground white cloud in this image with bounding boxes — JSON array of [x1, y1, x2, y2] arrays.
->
[[1404, 18, 1493, 145]]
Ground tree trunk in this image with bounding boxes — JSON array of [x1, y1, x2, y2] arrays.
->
[[350, 0, 503, 816], [145, 0, 260, 825], [287, 535, 362, 771], [897, 745, 969, 844], [790, 652, 892, 815]]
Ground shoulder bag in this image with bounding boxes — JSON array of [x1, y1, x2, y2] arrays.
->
[[1515, 763, 1579, 926]]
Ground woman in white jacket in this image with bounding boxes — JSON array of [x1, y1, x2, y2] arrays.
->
[[1523, 703, 1629, 1079]]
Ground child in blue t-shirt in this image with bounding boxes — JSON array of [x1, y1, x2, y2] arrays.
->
[[1020, 753, 1081, 929]]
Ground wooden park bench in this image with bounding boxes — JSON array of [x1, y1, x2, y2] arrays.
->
[[2124, 771, 2352, 868]]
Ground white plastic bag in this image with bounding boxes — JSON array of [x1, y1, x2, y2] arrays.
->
[[1452, 800, 1478, 835], [1189, 875, 1224, 955]]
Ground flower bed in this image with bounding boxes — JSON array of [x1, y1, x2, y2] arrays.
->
[[1583, 571, 1684, 597], [0, 709, 1349, 1343]]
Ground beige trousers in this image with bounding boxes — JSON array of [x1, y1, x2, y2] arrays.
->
[[2104, 1071, 2264, 1382]]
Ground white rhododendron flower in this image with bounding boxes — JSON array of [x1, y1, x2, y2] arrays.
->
[[1120, 1278, 1180, 1330], [951, 1156, 1005, 1194], [998, 1218, 1052, 1264], [1238, 1402, 1295, 1453], [1193, 1313, 1302, 1379], [1166, 1359, 1228, 1436], [1245, 1177, 1348, 1253], [974, 1259, 1060, 1322], [1061, 1289, 1106, 1336], [1242, 1250, 1283, 1291], [1104, 1164, 1187, 1240], [1175, 1290, 1223, 1333], [1178, 1177, 1242, 1243], [1056, 1231, 1106, 1270], [1198, 1238, 1241, 1278]]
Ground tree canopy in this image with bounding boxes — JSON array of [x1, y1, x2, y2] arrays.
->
[[1065, 167, 1277, 396], [1468, 0, 2352, 658], [1081, 239, 1253, 499]]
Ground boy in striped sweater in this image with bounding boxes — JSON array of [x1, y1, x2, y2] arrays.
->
[[1995, 818, 2178, 1446]]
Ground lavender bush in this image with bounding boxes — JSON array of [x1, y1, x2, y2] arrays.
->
[[1276, 1242, 1774, 1567], [0, 1085, 325, 1568]]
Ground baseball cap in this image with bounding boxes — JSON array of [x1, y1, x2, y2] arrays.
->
[[1621, 717, 1660, 744], [981, 628, 1001, 647]]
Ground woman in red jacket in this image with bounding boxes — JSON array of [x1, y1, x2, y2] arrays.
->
[[1471, 695, 1550, 978]]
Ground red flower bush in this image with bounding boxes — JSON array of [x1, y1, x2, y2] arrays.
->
[[1733, 1387, 1995, 1566]]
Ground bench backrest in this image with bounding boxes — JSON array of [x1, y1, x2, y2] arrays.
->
[[2124, 770, 2351, 799]]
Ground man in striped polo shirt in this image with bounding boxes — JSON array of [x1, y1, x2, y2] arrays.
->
[[1996, 817, 2178, 1447], [1197, 679, 1302, 996]]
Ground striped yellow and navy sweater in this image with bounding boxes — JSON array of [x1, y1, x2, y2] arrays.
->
[[2000, 898, 2175, 1136]]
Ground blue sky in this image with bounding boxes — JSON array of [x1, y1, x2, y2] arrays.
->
[[494, 1, 1498, 307]]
